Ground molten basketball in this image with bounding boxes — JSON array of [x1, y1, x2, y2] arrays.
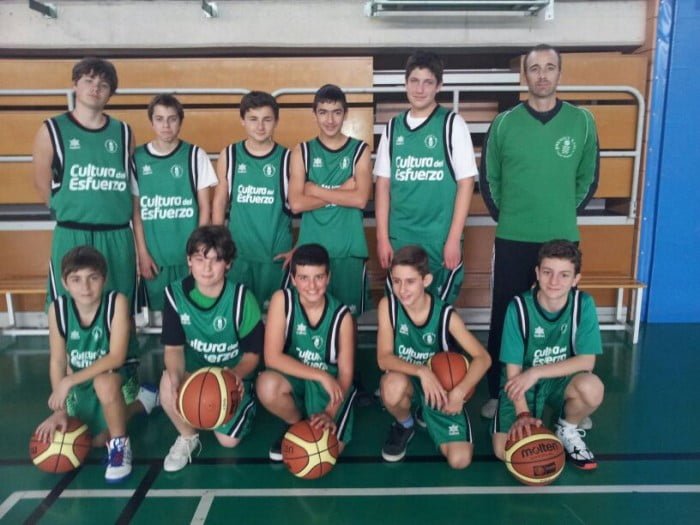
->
[[30, 417, 92, 473], [178, 367, 240, 430], [428, 351, 474, 401], [504, 426, 565, 486], [282, 420, 340, 479]]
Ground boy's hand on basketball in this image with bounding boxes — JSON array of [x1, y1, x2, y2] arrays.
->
[[443, 238, 461, 270], [442, 389, 465, 415], [505, 369, 538, 402], [273, 249, 294, 270], [35, 411, 68, 443], [48, 377, 73, 411], [417, 367, 447, 410], [309, 412, 337, 435], [508, 415, 542, 443], [377, 237, 393, 269], [226, 370, 244, 399]]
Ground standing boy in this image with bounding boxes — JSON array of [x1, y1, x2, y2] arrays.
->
[[132, 94, 218, 312], [33, 57, 137, 309], [34, 246, 157, 483], [213, 91, 292, 311], [288, 84, 372, 317], [490, 240, 603, 470], [256, 244, 356, 461], [159, 226, 263, 472], [374, 51, 478, 304], [377, 245, 491, 468]]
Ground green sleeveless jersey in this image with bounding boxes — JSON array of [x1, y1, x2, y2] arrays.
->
[[46, 112, 133, 225], [283, 288, 349, 377], [389, 292, 453, 365], [296, 137, 368, 258], [225, 142, 292, 261], [132, 141, 200, 265], [165, 276, 261, 372], [500, 287, 602, 373], [388, 105, 458, 243]]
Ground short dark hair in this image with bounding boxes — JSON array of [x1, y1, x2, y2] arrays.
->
[[290, 244, 330, 276], [147, 93, 184, 122], [391, 245, 430, 277], [312, 84, 347, 112], [240, 91, 279, 120], [71, 57, 118, 95], [537, 240, 581, 274], [61, 246, 108, 280], [405, 50, 444, 85], [186, 225, 236, 264], [524, 44, 562, 73]]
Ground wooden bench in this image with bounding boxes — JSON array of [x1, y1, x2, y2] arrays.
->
[[0, 277, 48, 335]]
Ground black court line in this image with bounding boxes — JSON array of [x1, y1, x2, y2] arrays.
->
[[23, 466, 80, 525], [115, 461, 162, 525]]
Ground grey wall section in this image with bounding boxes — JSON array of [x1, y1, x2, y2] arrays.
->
[[0, 0, 645, 50]]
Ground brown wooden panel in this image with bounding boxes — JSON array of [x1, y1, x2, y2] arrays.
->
[[583, 105, 638, 150], [579, 225, 635, 276], [0, 111, 54, 155], [0, 231, 52, 280], [596, 157, 633, 198], [0, 163, 41, 204]]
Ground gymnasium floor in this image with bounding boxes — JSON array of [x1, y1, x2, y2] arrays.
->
[[1, 324, 699, 524]]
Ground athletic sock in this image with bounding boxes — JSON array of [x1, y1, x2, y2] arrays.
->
[[557, 417, 577, 429], [399, 415, 414, 429]]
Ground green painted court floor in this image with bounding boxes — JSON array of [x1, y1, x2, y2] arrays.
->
[[1, 324, 699, 524]]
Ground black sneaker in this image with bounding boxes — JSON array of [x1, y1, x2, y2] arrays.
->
[[414, 407, 427, 429], [381, 422, 415, 462], [269, 426, 289, 462]]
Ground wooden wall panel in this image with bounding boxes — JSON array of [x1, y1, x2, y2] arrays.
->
[[582, 105, 638, 150], [596, 158, 634, 198]]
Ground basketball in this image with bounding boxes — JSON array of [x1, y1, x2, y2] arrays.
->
[[428, 351, 474, 401], [178, 367, 240, 430], [29, 417, 92, 473], [282, 420, 340, 479], [504, 426, 565, 486]]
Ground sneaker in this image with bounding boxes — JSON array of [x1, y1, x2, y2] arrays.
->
[[105, 436, 132, 483], [381, 422, 415, 462], [555, 423, 598, 470], [137, 384, 160, 415], [163, 434, 201, 473], [578, 416, 593, 430], [480, 398, 498, 419], [269, 426, 290, 462], [414, 407, 427, 429]]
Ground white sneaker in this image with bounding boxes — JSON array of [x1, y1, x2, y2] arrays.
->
[[164, 434, 201, 472], [578, 416, 593, 430], [480, 398, 498, 419], [137, 384, 160, 415], [105, 436, 132, 483], [555, 422, 597, 470]]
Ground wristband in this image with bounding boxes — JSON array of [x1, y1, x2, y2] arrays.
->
[[516, 411, 532, 420]]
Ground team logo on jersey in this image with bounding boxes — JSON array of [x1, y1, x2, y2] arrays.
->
[[312, 335, 324, 350], [104, 139, 118, 154], [396, 135, 405, 146], [170, 165, 184, 179], [180, 313, 191, 325], [340, 157, 350, 170], [424, 135, 438, 149], [422, 332, 436, 345], [70, 330, 80, 341], [237, 163, 248, 174], [91, 326, 103, 342], [296, 323, 307, 335], [69, 138, 81, 150], [142, 165, 153, 176], [534, 326, 545, 338], [213, 316, 227, 332], [555, 136, 576, 158], [399, 323, 409, 335], [448, 424, 460, 436], [312, 157, 323, 168], [262, 163, 276, 177]]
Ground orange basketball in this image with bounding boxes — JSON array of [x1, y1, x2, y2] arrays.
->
[[178, 367, 240, 430], [29, 417, 92, 473], [428, 351, 474, 401], [504, 426, 565, 486], [282, 420, 339, 479]]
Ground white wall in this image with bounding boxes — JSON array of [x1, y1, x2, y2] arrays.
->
[[0, 0, 646, 50]]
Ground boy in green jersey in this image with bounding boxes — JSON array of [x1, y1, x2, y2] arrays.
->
[[160, 226, 263, 472], [213, 91, 293, 311], [288, 85, 372, 317], [34, 246, 158, 483], [257, 244, 356, 461], [377, 246, 490, 468], [491, 240, 604, 470], [133, 94, 218, 312]]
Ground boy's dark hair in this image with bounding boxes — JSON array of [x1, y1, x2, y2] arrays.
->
[[524, 43, 562, 73], [537, 239, 581, 274], [312, 84, 348, 112], [240, 91, 279, 120], [71, 57, 118, 95], [186, 225, 236, 264], [291, 243, 330, 276], [61, 246, 108, 280], [405, 50, 444, 85], [147, 93, 184, 122], [391, 245, 431, 277]]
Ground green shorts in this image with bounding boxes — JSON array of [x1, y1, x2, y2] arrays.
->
[[281, 372, 355, 444], [48, 225, 137, 312], [493, 375, 574, 433], [328, 256, 370, 317], [139, 263, 189, 311], [409, 377, 473, 446], [66, 362, 139, 436], [228, 257, 288, 312], [214, 379, 257, 439]]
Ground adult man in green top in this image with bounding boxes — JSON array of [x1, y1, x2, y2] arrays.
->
[[33, 57, 137, 310], [479, 44, 599, 419]]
